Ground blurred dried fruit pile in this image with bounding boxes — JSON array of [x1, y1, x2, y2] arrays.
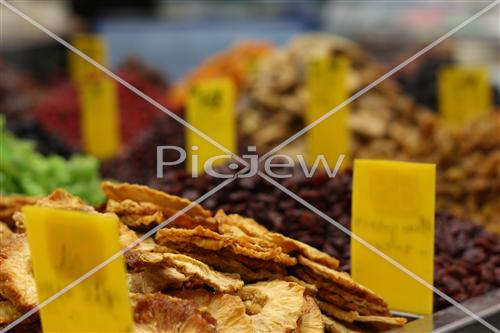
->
[[101, 42, 272, 183], [30, 59, 170, 150], [0, 60, 73, 157], [0, 183, 407, 332], [0, 117, 104, 204], [167, 41, 274, 111], [150, 165, 500, 311], [237, 34, 499, 231], [100, 115, 185, 184]]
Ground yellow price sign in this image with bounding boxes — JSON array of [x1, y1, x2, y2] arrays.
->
[[69, 34, 107, 82], [351, 159, 435, 314], [68, 34, 120, 159], [438, 66, 492, 125], [23, 206, 134, 332], [79, 77, 121, 159], [186, 78, 236, 173], [306, 56, 350, 168]]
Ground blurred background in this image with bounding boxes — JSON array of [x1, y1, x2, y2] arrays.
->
[[1, 0, 499, 81]]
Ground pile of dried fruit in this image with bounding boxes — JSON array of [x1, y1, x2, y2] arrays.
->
[[237, 34, 499, 231], [30, 59, 171, 150], [150, 164, 500, 311], [0, 182, 406, 332], [4, 116, 75, 158], [167, 41, 274, 111], [0, 117, 104, 205], [100, 115, 185, 184]]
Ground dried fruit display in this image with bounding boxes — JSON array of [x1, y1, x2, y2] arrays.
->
[[150, 164, 500, 311], [30, 59, 171, 150], [167, 41, 274, 111], [237, 34, 499, 230], [0, 182, 406, 332]]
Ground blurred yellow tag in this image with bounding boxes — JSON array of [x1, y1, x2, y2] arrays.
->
[[306, 56, 350, 168], [79, 77, 121, 159], [68, 34, 120, 159], [69, 34, 107, 83], [351, 159, 435, 314], [438, 66, 492, 125], [186, 78, 236, 173], [23, 206, 134, 332]]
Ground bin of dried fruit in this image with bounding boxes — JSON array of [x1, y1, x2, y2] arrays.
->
[[237, 34, 499, 231], [149, 163, 500, 311], [30, 58, 172, 150], [0, 182, 407, 332]]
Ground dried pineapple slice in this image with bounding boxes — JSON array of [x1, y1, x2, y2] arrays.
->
[[131, 293, 217, 333], [0, 235, 37, 311], [291, 296, 323, 333], [239, 280, 305, 333], [102, 181, 211, 219], [172, 289, 253, 333], [156, 226, 296, 266]]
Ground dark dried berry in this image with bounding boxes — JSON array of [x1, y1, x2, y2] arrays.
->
[[463, 247, 487, 264]]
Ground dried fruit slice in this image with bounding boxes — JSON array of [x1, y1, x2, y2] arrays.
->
[[185, 251, 284, 282], [106, 199, 214, 231], [119, 223, 140, 248], [128, 267, 188, 293], [215, 210, 339, 269], [13, 189, 97, 232], [322, 315, 362, 333], [239, 280, 305, 333], [291, 296, 323, 333], [171, 289, 253, 333], [131, 293, 217, 333], [318, 288, 389, 316], [126, 248, 243, 293], [161, 253, 243, 293], [0, 222, 14, 248], [102, 181, 211, 219], [33, 189, 95, 213], [0, 196, 38, 229], [214, 210, 269, 237], [107, 199, 161, 217], [317, 300, 406, 329], [0, 299, 21, 325], [0, 235, 37, 311], [295, 267, 388, 315], [266, 233, 339, 269], [156, 226, 296, 266], [297, 256, 385, 306], [282, 276, 318, 296]]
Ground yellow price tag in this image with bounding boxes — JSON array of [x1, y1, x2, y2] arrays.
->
[[306, 56, 350, 168], [23, 206, 134, 333], [186, 78, 236, 173], [79, 77, 121, 159], [68, 34, 120, 159], [69, 34, 107, 83], [351, 159, 435, 314], [438, 66, 492, 125]]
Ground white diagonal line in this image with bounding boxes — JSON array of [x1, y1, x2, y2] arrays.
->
[[0, 168, 249, 333], [0, 0, 247, 166], [260, 0, 500, 161], [257, 171, 500, 333]]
